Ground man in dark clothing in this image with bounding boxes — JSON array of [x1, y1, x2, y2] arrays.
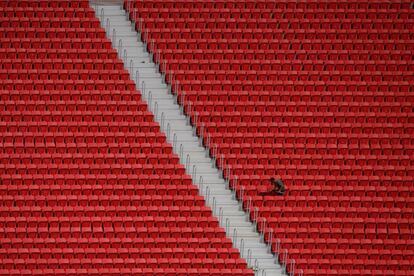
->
[[259, 177, 286, 196]]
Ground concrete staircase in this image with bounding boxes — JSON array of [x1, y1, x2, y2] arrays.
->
[[91, 3, 285, 276]]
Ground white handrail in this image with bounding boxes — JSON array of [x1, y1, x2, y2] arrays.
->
[[192, 165, 197, 182], [173, 133, 177, 150], [166, 123, 171, 140], [240, 238, 245, 258], [123, 49, 127, 61], [267, 228, 273, 254], [129, 59, 133, 73], [160, 112, 165, 131], [112, 28, 116, 45], [233, 228, 238, 247], [179, 144, 184, 161], [135, 70, 139, 84], [185, 154, 190, 172], [118, 39, 123, 56], [289, 259, 296, 276]]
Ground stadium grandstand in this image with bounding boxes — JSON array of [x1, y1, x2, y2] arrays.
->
[[0, 0, 413, 275]]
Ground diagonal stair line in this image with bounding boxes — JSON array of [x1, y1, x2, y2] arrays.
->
[[91, 3, 286, 275]]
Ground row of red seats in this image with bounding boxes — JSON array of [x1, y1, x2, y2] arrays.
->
[[0, 27, 105, 39], [0, 132, 165, 143], [164, 60, 414, 72], [194, 111, 413, 124], [0, 216, 219, 228], [0, 48, 118, 59], [218, 153, 412, 167], [0, 69, 130, 81], [148, 38, 414, 51], [0, 59, 124, 70], [278, 237, 414, 251], [144, 27, 413, 40], [0, 141, 173, 153], [248, 195, 414, 209], [0, 90, 140, 102], [160, 48, 414, 62], [0, 226, 227, 239], [0, 38, 112, 49], [207, 132, 413, 146], [0, 236, 234, 249], [169, 70, 413, 82], [0, 0, 89, 8], [189, 101, 412, 113], [133, 7, 413, 20], [295, 258, 411, 272], [183, 90, 414, 103], [0, 174, 191, 185], [174, 80, 412, 92], [0, 17, 99, 28], [0, 184, 196, 196], [0, 101, 148, 112], [0, 257, 246, 269], [127, 0, 412, 10], [201, 121, 414, 135], [0, 164, 185, 175], [0, 121, 160, 133], [0, 7, 95, 18], [0, 194, 205, 207], [0, 205, 214, 218], [0, 268, 251, 276], [138, 17, 413, 30], [0, 79, 136, 91]]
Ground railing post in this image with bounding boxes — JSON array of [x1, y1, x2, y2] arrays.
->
[[129, 59, 133, 73], [173, 133, 177, 150], [179, 144, 184, 162], [219, 207, 223, 226], [199, 176, 204, 197], [275, 238, 281, 261], [246, 248, 252, 267], [192, 165, 197, 182], [239, 186, 244, 211], [105, 18, 110, 35], [141, 81, 145, 98], [267, 228, 273, 254], [112, 28, 116, 46], [233, 175, 238, 200], [290, 259, 296, 276], [246, 196, 252, 221], [240, 238, 245, 258], [282, 249, 288, 271], [152, 99, 157, 119], [199, 123, 204, 147], [123, 49, 127, 61], [225, 218, 230, 234], [205, 186, 210, 205], [166, 123, 171, 141], [148, 91, 152, 108], [260, 218, 266, 242], [118, 39, 123, 56], [160, 112, 165, 131], [212, 196, 216, 216], [233, 228, 238, 247], [185, 154, 190, 172], [253, 207, 259, 228], [205, 134, 211, 157], [100, 8, 104, 22]]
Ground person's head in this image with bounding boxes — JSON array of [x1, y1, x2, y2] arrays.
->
[[270, 177, 275, 182]]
